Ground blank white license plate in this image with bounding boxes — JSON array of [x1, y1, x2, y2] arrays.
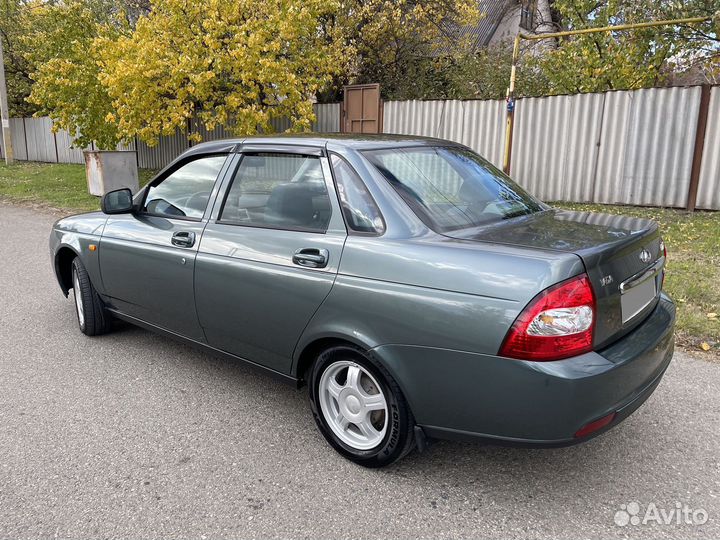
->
[[621, 276, 657, 323]]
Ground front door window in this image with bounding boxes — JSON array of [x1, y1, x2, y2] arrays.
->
[[144, 155, 227, 219]]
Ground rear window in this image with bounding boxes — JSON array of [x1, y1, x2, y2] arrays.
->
[[219, 153, 331, 232], [363, 146, 545, 232]]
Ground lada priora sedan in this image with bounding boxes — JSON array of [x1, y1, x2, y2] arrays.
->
[[50, 135, 675, 467]]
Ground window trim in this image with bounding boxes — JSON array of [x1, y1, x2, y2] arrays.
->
[[239, 143, 325, 156], [138, 152, 229, 222], [328, 152, 386, 237], [214, 151, 332, 235]]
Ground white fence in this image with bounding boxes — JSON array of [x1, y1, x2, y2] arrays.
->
[[2, 89, 718, 209], [0, 103, 341, 171], [697, 88, 720, 210], [384, 86, 719, 210]]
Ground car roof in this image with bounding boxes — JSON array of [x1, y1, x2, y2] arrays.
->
[[184, 133, 464, 157]]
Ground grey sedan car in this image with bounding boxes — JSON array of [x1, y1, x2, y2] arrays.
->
[[50, 135, 675, 467]]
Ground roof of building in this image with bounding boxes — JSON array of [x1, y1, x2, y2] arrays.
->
[[442, 0, 515, 52]]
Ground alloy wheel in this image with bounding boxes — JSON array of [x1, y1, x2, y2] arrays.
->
[[318, 360, 388, 450], [73, 269, 85, 328]]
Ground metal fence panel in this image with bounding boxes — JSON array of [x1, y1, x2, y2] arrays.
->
[[594, 87, 700, 207], [625, 86, 699, 207], [459, 99, 506, 168], [115, 138, 136, 153], [592, 90, 630, 205], [2, 89, 716, 211], [267, 103, 341, 134], [2, 105, 340, 169], [511, 92, 605, 202], [54, 128, 87, 164], [24, 117, 57, 162], [269, 116, 292, 133], [696, 87, 720, 210], [313, 103, 340, 132], [191, 118, 232, 142], [383, 99, 444, 138], [0, 120, 24, 160], [382, 99, 505, 167], [9, 118, 28, 160], [136, 131, 189, 170], [384, 88, 707, 209]]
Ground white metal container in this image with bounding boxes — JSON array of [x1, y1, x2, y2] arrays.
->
[[84, 150, 139, 196]]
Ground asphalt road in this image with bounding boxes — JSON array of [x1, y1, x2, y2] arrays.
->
[[1, 203, 719, 540]]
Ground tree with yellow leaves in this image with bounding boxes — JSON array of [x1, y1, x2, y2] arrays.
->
[[24, 0, 479, 147], [24, 0, 131, 149], [97, 0, 345, 145]]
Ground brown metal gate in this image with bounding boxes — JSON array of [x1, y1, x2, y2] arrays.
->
[[342, 84, 382, 133]]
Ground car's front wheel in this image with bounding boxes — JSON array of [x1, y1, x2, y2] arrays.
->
[[308, 345, 416, 467], [71, 257, 112, 336]]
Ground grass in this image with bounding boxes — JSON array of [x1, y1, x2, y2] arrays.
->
[[0, 161, 156, 213], [1, 162, 717, 357], [554, 202, 720, 358]]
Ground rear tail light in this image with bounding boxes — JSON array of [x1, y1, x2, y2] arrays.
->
[[499, 274, 596, 361]]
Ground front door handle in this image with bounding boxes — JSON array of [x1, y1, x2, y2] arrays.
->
[[292, 248, 329, 269], [171, 231, 196, 248]]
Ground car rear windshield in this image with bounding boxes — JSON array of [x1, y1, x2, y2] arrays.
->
[[363, 146, 545, 232]]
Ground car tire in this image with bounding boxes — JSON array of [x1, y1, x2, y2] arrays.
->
[[71, 257, 112, 336], [308, 344, 416, 468]]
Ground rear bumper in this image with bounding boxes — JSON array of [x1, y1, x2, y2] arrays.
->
[[373, 293, 675, 445]]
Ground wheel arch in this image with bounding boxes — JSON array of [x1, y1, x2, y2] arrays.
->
[[292, 333, 378, 385], [292, 334, 417, 419], [54, 245, 80, 297]]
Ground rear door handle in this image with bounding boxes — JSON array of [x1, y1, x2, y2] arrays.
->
[[292, 248, 329, 269], [171, 231, 196, 248]]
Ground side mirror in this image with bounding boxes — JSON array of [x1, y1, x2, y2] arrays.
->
[[101, 188, 134, 215]]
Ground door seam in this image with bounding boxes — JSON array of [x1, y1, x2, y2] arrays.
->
[[289, 234, 349, 374]]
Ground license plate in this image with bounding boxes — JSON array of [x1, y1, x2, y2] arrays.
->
[[621, 276, 657, 323]]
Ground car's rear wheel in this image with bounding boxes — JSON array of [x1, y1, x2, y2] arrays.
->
[[308, 345, 415, 467], [71, 257, 112, 336]]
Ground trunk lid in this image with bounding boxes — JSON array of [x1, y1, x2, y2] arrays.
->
[[447, 209, 665, 350]]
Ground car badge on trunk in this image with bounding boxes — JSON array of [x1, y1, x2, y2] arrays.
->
[[639, 249, 652, 264]]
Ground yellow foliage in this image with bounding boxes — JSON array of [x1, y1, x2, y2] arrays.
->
[[97, 0, 345, 145], [24, 0, 129, 149]]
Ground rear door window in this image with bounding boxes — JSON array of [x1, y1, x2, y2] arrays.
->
[[219, 153, 332, 233]]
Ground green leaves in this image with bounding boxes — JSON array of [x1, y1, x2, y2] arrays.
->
[[351, 0, 718, 100], [24, 0, 129, 149], [0, 0, 38, 117], [534, 0, 719, 94], [339, 0, 481, 99]]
